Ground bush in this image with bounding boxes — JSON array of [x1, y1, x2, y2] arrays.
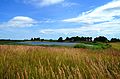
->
[[74, 44, 86, 48], [74, 43, 111, 49]]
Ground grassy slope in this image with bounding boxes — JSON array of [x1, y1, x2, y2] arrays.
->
[[0, 44, 120, 79]]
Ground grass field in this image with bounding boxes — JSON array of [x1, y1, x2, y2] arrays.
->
[[110, 42, 120, 50], [0, 43, 120, 79]]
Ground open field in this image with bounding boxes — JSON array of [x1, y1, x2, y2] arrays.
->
[[0, 44, 120, 79]]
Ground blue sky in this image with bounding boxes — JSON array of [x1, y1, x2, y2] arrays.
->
[[0, 0, 120, 40]]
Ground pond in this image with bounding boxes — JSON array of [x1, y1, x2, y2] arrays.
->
[[17, 41, 78, 46]]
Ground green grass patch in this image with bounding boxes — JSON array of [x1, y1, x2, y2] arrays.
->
[[74, 42, 111, 49]]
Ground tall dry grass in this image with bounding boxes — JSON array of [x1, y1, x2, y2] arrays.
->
[[0, 45, 120, 79]]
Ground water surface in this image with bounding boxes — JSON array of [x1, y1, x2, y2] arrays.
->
[[17, 41, 78, 46]]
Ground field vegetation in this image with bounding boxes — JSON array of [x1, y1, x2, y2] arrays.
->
[[110, 42, 120, 50], [74, 42, 111, 49], [0, 43, 120, 79]]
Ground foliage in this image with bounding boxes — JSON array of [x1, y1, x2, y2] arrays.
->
[[74, 44, 87, 48], [111, 38, 120, 42], [57, 37, 63, 42], [31, 38, 40, 41], [1, 36, 120, 43], [64, 36, 92, 42], [74, 42, 111, 49], [94, 36, 108, 42]]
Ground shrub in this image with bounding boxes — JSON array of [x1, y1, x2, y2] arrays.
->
[[74, 44, 86, 48]]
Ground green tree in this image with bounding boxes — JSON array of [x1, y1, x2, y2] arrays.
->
[[94, 36, 108, 42], [58, 37, 63, 42]]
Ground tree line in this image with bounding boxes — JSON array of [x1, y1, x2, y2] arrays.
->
[[0, 36, 120, 42], [30, 36, 120, 42]]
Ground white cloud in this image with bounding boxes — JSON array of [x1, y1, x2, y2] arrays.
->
[[39, 20, 120, 38], [39, 19, 57, 23], [61, 2, 79, 7], [39, 25, 102, 35], [57, 0, 120, 38], [0, 16, 37, 28], [41, 0, 64, 6], [62, 0, 120, 24], [40, 17, 120, 38], [23, 0, 64, 7]]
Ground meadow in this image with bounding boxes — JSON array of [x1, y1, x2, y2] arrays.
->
[[0, 43, 120, 79]]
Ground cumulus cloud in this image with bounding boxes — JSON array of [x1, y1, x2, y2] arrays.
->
[[23, 0, 64, 7], [0, 16, 37, 28]]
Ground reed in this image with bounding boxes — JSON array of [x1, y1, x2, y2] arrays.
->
[[0, 45, 120, 79]]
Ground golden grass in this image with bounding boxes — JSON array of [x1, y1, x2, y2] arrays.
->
[[110, 42, 120, 50], [0, 45, 120, 79]]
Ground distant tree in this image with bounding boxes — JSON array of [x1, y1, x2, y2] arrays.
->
[[69, 37, 74, 42], [64, 36, 92, 42], [31, 38, 34, 41], [36, 38, 40, 41], [34, 38, 37, 41], [80, 36, 86, 41], [89, 37, 92, 42], [65, 37, 70, 41], [57, 37, 63, 42], [75, 36, 80, 41], [41, 39, 44, 42], [86, 37, 92, 42], [49, 39, 53, 42], [69, 36, 80, 42], [31, 37, 40, 41], [94, 36, 108, 42], [111, 38, 120, 42]]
